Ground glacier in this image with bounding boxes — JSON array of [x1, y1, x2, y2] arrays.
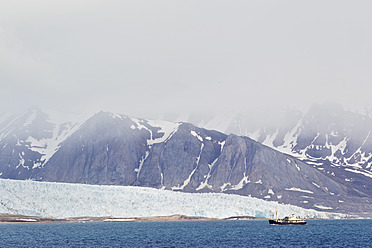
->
[[0, 179, 340, 219]]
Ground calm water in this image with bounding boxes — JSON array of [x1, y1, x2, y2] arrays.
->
[[0, 219, 371, 247]]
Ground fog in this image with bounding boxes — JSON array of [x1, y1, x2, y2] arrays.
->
[[1, 1, 372, 120]]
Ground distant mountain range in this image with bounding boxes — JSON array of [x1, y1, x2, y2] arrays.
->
[[1, 105, 372, 217], [190, 103, 372, 200]]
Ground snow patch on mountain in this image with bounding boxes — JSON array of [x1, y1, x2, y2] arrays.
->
[[314, 204, 333, 210], [146, 119, 180, 145], [345, 168, 372, 179], [196, 158, 218, 191], [129, 116, 180, 146], [190, 130, 203, 142], [230, 174, 250, 190], [27, 122, 81, 168], [285, 187, 314, 194], [262, 128, 278, 147]]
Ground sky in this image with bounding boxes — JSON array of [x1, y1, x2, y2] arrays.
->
[[1, 0, 372, 119]]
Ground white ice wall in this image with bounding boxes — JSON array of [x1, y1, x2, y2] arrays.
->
[[0, 179, 338, 219]]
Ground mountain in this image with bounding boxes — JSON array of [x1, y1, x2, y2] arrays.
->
[[1, 107, 372, 216], [0, 108, 81, 179], [192, 103, 372, 199]]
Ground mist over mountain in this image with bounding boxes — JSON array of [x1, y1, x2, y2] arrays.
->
[[1, 106, 372, 217], [184, 103, 372, 199]]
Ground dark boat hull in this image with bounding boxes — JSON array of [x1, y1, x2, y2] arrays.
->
[[269, 219, 307, 225]]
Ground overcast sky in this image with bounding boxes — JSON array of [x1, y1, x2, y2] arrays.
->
[[1, 0, 372, 119]]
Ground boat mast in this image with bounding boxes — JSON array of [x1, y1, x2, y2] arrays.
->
[[275, 208, 278, 221]]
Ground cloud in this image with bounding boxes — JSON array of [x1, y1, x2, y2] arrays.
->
[[1, 0, 372, 118]]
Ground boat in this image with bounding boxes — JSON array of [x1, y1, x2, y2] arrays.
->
[[269, 209, 307, 225]]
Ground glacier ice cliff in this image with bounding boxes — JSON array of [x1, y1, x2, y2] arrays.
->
[[0, 179, 338, 219]]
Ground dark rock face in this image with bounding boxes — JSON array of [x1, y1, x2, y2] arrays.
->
[[39, 112, 150, 185], [1, 108, 372, 216], [137, 123, 227, 190]]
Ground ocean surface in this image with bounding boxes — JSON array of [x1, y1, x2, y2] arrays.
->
[[0, 219, 371, 247]]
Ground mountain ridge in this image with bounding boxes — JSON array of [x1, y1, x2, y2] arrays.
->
[[188, 103, 372, 198], [1, 107, 372, 216]]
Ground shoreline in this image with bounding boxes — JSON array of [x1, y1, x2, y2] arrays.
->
[[1, 213, 367, 224], [0, 214, 267, 224]]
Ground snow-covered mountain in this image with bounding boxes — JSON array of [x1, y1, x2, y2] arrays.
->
[[0, 108, 82, 179], [190, 103, 372, 199], [1, 107, 372, 217]]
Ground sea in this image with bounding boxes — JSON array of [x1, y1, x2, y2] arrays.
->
[[0, 219, 371, 247]]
